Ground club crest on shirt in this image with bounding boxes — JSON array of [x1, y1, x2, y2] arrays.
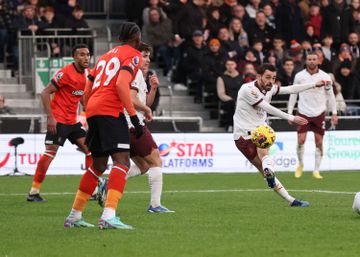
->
[[54, 72, 64, 82], [132, 56, 140, 66], [250, 89, 259, 98]]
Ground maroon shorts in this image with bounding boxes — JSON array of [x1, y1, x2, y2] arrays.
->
[[129, 125, 158, 158], [297, 112, 326, 136], [234, 137, 257, 161]]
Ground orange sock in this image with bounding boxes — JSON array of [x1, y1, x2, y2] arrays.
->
[[85, 151, 92, 170], [32, 150, 56, 188], [72, 165, 102, 211], [105, 164, 128, 210]]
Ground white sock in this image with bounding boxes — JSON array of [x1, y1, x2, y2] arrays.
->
[[29, 187, 39, 195], [297, 144, 304, 166], [101, 208, 116, 220], [314, 147, 323, 172], [148, 167, 163, 207], [68, 208, 82, 221], [273, 177, 295, 203], [126, 164, 142, 179], [261, 155, 274, 173]]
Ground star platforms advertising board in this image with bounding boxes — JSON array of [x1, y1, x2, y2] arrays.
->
[[0, 132, 359, 175]]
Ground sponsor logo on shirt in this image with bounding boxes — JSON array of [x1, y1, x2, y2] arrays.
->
[[72, 90, 84, 96]]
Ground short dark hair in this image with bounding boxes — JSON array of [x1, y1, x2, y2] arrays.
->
[[118, 22, 141, 42], [72, 44, 89, 56], [282, 57, 294, 65], [138, 42, 152, 54], [257, 63, 276, 75], [73, 5, 83, 12]]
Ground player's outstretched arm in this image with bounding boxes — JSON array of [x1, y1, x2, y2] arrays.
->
[[41, 83, 58, 135], [278, 80, 330, 95]]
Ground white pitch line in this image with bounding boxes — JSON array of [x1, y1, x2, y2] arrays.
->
[[0, 188, 356, 197]]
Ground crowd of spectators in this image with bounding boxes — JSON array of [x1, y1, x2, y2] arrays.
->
[[133, 0, 360, 129], [0, 0, 89, 67]]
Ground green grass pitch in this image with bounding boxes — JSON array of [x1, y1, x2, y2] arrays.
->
[[1, 171, 360, 257]]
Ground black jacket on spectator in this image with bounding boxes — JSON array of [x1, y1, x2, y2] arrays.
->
[[275, 0, 305, 45], [335, 70, 360, 100], [248, 22, 275, 51], [220, 39, 243, 61], [220, 73, 243, 101], [173, 1, 205, 40], [182, 43, 207, 76], [0, 0, 15, 31], [202, 49, 227, 93], [65, 17, 88, 29], [321, 2, 351, 47]]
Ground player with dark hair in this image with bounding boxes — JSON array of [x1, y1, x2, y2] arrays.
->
[[233, 63, 330, 207], [64, 22, 151, 229], [27, 44, 91, 202], [97, 42, 174, 213]]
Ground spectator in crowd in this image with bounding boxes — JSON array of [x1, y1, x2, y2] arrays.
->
[[143, 7, 174, 76], [321, 0, 352, 48], [245, 0, 261, 19], [0, 95, 13, 114], [275, 0, 304, 45], [348, 32, 360, 59], [142, 0, 167, 26], [321, 34, 336, 61], [13, 4, 40, 33], [202, 38, 226, 101], [335, 59, 360, 100], [216, 58, 242, 132], [65, 5, 88, 29], [332, 43, 356, 74], [301, 39, 313, 58], [217, 26, 243, 61], [219, 0, 238, 24], [228, 17, 248, 49], [231, 4, 251, 31], [315, 48, 333, 73], [277, 58, 295, 87], [0, 0, 15, 63], [237, 49, 259, 75], [298, 0, 310, 21], [271, 36, 287, 63], [252, 40, 265, 64], [304, 23, 319, 44], [263, 3, 276, 30], [39, 6, 61, 29], [182, 29, 207, 103], [329, 73, 347, 115], [263, 50, 278, 68], [308, 2, 322, 38], [248, 10, 275, 51], [173, 0, 205, 42], [349, 0, 360, 32], [54, 0, 76, 25], [206, 6, 224, 38], [288, 40, 305, 73], [242, 62, 257, 82]]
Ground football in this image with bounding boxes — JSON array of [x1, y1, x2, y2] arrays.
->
[[251, 125, 276, 149], [352, 192, 360, 214]]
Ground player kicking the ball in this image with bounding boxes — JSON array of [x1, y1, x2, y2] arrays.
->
[[233, 63, 330, 207], [97, 42, 174, 213]]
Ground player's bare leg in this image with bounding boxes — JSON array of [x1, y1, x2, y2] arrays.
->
[[250, 149, 309, 207], [313, 133, 324, 179], [27, 144, 59, 202], [295, 132, 307, 178]]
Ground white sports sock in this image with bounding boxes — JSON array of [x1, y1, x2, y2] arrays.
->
[[101, 208, 115, 220], [261, 155, 274, 174], [148, 167, 163, 207], [29, 187, 39, 195], [126, 164, 142, 179], [297, 144, 304, 166], [273, 177, 295, 203], [68, 208, 82, 221], [314, 147, 323, 172]]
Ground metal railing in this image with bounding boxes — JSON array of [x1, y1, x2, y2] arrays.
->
[[17, 28, 97, 93], [76, 0, 126, 18]]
